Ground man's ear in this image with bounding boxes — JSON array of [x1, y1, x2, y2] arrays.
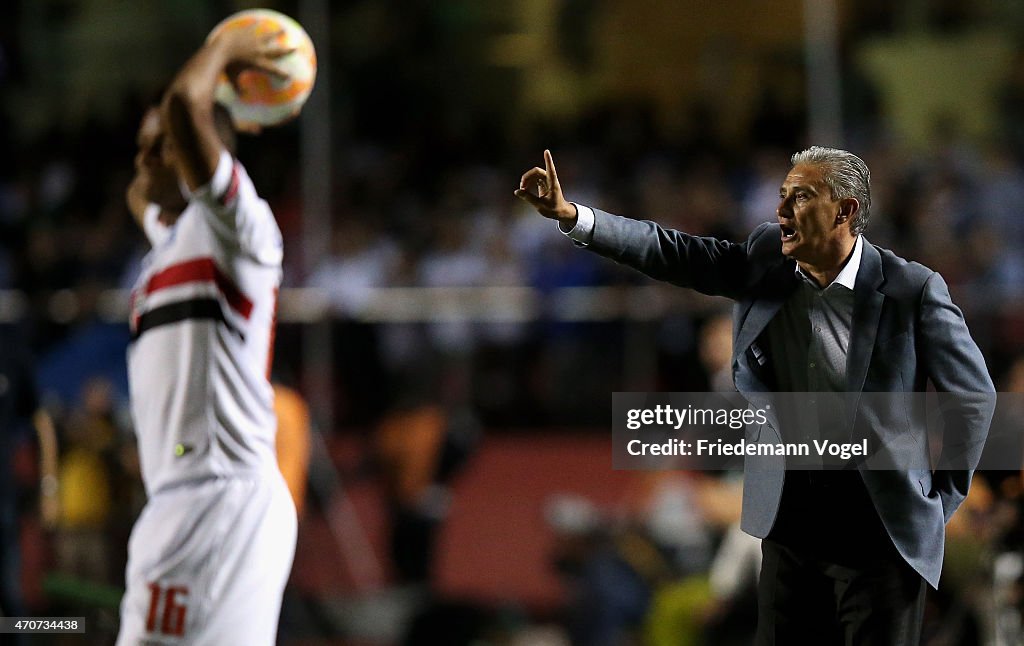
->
[[836, 197, 859, 225]]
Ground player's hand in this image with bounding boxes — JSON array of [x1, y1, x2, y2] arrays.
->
[[213, 22, 293, 81], [515, 150, 577, 226]]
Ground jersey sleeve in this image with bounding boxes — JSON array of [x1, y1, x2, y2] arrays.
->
[[143, 203, 172, 247], [189, 150, 283, 266]]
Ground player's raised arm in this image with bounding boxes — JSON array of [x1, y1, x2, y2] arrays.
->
[[161, 24, 291, 191], [515, 150, 578, 228]]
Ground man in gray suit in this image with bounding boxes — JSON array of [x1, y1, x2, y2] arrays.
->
[[516, 147, 995, 645]]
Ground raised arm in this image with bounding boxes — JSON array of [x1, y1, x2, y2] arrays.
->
[[515, 150, 761, 300], [161, 23, 291, 191]]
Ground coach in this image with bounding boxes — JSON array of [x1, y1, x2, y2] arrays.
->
[[516, 147, 995, 645]]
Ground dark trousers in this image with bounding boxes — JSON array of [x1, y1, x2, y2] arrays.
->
[[756, 538, 926, 645], [755, 472, 927, 646]]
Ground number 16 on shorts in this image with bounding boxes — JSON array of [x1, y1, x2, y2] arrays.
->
[[147, 583, 189, 637]]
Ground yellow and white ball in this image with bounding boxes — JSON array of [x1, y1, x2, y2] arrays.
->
[[208, 9, 317, 129]]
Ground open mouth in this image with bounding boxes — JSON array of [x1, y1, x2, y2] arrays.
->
[[780, 225, 797, 241]]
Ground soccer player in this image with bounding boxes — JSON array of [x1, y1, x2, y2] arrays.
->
[[117, 23, 296, 645]]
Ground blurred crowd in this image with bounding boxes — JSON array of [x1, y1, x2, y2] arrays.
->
[[6, 94, 1024, 428], [3, 2, 1024, 423]]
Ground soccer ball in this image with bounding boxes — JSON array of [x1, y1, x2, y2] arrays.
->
[[208, 9, 317, 129]]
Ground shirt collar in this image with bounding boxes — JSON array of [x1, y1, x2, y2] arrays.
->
[[795, 235, 863, 290]]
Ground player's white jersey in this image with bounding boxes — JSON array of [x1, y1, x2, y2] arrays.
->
[[128, 151, 283, 496]]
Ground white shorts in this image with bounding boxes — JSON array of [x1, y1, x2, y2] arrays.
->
[[116, 472, 296, 646]]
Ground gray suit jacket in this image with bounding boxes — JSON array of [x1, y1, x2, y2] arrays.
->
[[583, 208, 995, 588]]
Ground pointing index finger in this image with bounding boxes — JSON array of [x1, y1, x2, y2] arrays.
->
[[544, 149, 560, 189]]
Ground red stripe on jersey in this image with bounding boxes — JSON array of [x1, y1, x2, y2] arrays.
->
[[266, 287, 278, 379], [144, 258, 253, 319], [220, 164, 240, 206]]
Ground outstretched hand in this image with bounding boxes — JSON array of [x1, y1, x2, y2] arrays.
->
[[215, 22, 294, 85], [515, 150, 577, 226]]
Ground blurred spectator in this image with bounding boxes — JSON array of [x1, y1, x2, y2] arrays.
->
[[308, 218, 401, 317], [698, 478, 760, 646], [417, 214, 489, 355], [546, 495, 656, 646], [697, 313, 735, 393], [0, 322, 59, 623], [740, 149, 791, 232], [980, 356, 1024, 645], [273, 382, 313, 516], [272, 382, 314, 646], [54, 377, 126, 587], [375, 378, 479, 584], [693, 311, 761, 644], [545, 482, 717, 646]]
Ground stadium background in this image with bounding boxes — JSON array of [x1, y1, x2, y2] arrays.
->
[[3, 0, 1024, 644]]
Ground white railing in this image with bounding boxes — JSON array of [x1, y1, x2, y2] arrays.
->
[[0, 286, 732, 324]]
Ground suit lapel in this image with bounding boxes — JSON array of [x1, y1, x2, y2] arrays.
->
[[734, 260, 799, 371], [846, 240, 885, 393], [845, 240, 885, 432]]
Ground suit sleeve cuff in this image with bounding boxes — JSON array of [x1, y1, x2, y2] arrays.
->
[[558, 203, 595, 245]]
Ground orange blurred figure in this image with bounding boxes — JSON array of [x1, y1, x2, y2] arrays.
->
[[273, 384, 312, 515]]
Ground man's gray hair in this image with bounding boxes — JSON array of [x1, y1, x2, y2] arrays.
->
[[791, 146, 872, 235]]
